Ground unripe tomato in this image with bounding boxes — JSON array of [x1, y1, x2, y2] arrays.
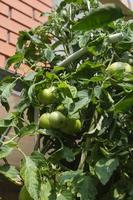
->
[[39, 113, 51, 129], [38, 86, 55, 105], [49, 111, 66, 129], [106, 62, 132, 76], [61, 118, 82, 135]]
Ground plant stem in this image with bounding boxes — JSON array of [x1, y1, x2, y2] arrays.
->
[[0, 127, 12, 147], [34, 107, 40, 150], [58, 32, 123, 67]]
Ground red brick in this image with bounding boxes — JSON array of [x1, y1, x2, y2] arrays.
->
[[9, 63, 32, 75], [39, 0, 53, 7], [0, 40, 15, 56], [11, 9, 39, 28], [9, 32, 18, 46], [0, 54, 6, 67], [0, 27, 8, 41], [0, 2, 9, 17], [1, 0, 33, 17], [0, 14, 28, 34], [34, 10, 48, 23], [21, 0, 52, 13]]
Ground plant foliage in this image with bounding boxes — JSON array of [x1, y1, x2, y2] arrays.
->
[[0, 0, 133, 199]]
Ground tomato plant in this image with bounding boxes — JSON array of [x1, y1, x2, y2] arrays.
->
[[0, 0, 133, 200]]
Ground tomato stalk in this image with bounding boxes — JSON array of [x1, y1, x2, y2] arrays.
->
[[58, 33, 123, 67]]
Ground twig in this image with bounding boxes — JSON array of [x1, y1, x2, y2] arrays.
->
[[0, 127, 12, 147]]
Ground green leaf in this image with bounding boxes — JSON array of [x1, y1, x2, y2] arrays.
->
[[28, 80, 45, 104], [24, 71, 37, 81], [5, 52, 24, 70], [40, 180, 51, 200], [69, 90, 90, 115], [56, 191, 73, 200], [73, 4, 123, 31], [57, 170, 83, 185], [74, 61, 102, 78], [76, 176, 97, 200], [44, 48, 55, 62], [68, 85, 77, 98], [94, 86, 102, 99], [49, 146, 75, 163], [20, 156, 40, 200], [0, 81, 16, 111], [30, 151, 48, 168], [0, 165, 21, 184], [114, 95, 133, 113], [0, 142, 16, 159], [58, 171, 97, 200], [18, 124, 37, 137], [53, 66, 65, 72], [65, 0, 83, 4], [19, 186, 33, 200], [95, 158, 119, 185], [0, 117, 14, 128], [62, 96, 73, 111]]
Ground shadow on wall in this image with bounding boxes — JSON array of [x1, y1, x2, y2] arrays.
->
[[0, 93, 35, 200], [0, 175, 20, 200]]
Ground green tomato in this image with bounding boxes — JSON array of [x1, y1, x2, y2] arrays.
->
[[38, 86, 55, 105], [62, 118, 82, 135], [56, 104, 67, 115], [106, 62, 132, 76], [39, 113, 51, 129], [19, 186, 33, 200], [49, 111, 66, 129]]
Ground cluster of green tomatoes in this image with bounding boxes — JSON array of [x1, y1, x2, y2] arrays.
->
[[38, 86, 82, 135]]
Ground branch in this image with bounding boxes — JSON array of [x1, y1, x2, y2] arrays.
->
[[58, 33, 123, 67], [34, 108, 40, 150]]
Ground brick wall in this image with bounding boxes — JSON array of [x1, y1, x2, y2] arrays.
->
[[0, 0, 53, 73], [0, 0, 53, 171]]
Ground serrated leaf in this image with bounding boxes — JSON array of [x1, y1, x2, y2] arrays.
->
[[73, 4, 123, 31], [40, 180, 51, 200], [20, 156, 40, 200], [0, 142, 16, 159], [0, 165, 21, 185], [0, 81, 16, 111], [95, 158, 119, 185]]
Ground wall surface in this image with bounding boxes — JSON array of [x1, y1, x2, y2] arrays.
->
[[0, 0, 53, 74]]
